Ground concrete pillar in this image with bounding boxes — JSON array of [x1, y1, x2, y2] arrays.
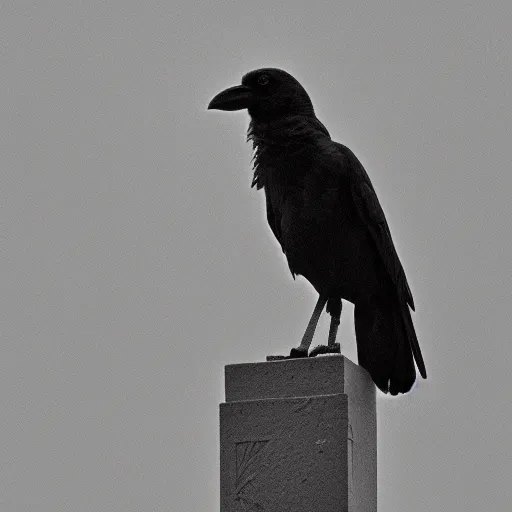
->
[[220, 355, 376, 512]]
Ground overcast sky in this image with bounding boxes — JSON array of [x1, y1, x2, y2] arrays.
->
[[2, 1, 512, 511]]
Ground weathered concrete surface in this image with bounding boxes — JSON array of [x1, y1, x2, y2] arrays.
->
[[221, 394, 348, 511], [220, 355, 376, 512]]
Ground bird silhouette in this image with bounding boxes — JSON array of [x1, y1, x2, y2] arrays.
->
[[208, 68, 426, 395]]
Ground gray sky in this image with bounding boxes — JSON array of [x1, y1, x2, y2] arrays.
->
[[2, 1, 511, 511]]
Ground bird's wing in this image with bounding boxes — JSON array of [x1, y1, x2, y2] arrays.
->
[[335, 143, 415, 310], [265, 190, 283, 249]]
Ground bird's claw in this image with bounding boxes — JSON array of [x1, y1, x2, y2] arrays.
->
[[309, 343, 341, 357], [266, 347, 308, 361], [289, 347, 308, 358]]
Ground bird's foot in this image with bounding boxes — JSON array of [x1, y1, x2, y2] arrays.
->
[[266, 347, 308, 361], [289, 347, 308, 358], [309, 343, 341, 357]]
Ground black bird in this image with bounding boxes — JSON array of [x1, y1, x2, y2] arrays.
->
[[208, 68, 426, 394]]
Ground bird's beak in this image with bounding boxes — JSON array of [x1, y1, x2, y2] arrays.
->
[[207, 85, 253, 111]]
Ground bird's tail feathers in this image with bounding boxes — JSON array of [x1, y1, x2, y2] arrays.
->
[[354, 296, 425, 395], [401, 301, 427, 379]]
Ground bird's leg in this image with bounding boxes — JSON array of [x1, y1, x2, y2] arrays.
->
[[289, 294, 328, 357], [309, 300, 342, 357], [266, 294, 327, 361], [328, 315, 340, 348]]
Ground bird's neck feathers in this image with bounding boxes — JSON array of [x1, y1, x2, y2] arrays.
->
[[248, 116, 330, 190], [248, 115, 329, 146]]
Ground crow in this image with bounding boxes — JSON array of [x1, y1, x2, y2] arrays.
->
[[208, 68, 426, 395]]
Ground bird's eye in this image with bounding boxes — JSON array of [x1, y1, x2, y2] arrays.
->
[[257, 74, 270, 86]]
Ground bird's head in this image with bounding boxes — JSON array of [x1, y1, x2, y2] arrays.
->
[[208, 68, 315, 121]]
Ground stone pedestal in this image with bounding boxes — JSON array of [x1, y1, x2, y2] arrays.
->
[[220, 355, 376, 512]]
